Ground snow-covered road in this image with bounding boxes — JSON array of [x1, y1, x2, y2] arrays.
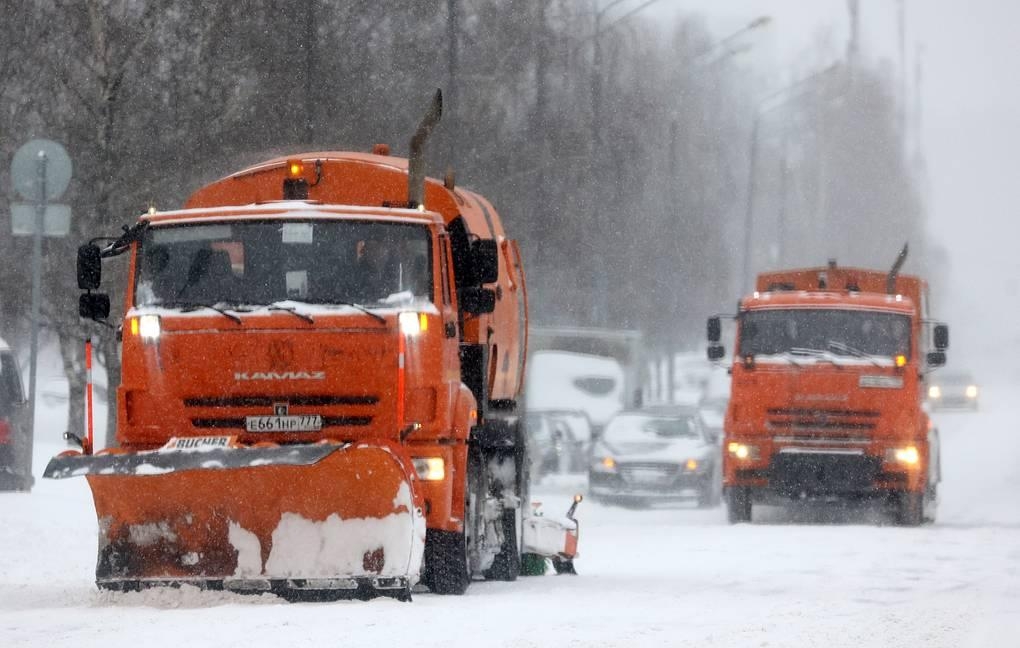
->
[[2, 385, 1018, 647]]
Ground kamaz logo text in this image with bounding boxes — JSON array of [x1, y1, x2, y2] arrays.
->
[[234, 371, 326, 381]]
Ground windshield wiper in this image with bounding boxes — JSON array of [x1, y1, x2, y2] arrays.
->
[[264, 302, 314, 324], [158, 301, 242, 325], [826, 340, 884, 368], [299, 299, 387, 324], [787, 347, 846, 369]]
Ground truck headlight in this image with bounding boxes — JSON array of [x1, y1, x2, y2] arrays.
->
[[399, 312, 428, 336], [966, 385, 978, 399], [412, 457, 445, 481], [928, 385, 941, 399], [727, 442, 758, 460], [131, 315, 161, 343], [886, 446, 920, 466]]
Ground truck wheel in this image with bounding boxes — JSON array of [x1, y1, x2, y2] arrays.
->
[[423, 450, 482, 595], [422, 529, 470, 594], [485, 501, 521, 581], [726, 487, 752, 523], [896, 492, 923, 526]]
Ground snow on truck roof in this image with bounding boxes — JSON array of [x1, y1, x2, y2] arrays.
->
[[742, 290, 917, 314], [142, 202, 442, 227]]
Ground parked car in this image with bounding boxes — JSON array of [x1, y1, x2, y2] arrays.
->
[[927, 371, 980, 411], [588, 406, 722, 507], [525, 410, 593, 482], [0, 338, 28, 490]]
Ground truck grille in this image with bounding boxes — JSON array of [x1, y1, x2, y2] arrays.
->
[[766, 408, 879, 433]]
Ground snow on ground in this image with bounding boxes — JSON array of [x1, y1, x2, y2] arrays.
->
[[2, 383, 1019, 647]]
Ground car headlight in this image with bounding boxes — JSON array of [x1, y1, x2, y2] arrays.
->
[[727, 442, 759, 460], [966, 385, 978, 399], [412, 457, 445, 481], [885, 446, 920, 467], [592, 455, 617, 471], [928, 385, 941, 399], [684, 458, 699, 472]]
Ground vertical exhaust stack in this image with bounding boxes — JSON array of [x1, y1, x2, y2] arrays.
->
[[887, 243, 909, 294], [407, 90, 444, 209]]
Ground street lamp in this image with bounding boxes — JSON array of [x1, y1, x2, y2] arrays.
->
[[740, 63, 842, 292]]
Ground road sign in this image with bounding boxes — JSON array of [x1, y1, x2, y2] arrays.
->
[[11, 139, 72, 201], [11, 204, 71, 237]]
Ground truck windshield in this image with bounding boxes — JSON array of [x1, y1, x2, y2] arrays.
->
[[739, 309, 910, 358], [135, 221, 432, 308]]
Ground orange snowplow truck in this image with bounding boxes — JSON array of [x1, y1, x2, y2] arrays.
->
[[45, 91, 580, 601], [707, 246, 950, 526]]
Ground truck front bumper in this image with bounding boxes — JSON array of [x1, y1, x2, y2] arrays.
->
[[727, 449, 923, 500]]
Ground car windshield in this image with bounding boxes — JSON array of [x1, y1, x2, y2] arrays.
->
[[134, 221, 433, 308], [937, 373, 974, 385], [603, 413, 703, 444], [739, 309, 910, 358]]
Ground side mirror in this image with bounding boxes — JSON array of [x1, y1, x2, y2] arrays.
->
[[707, 344, 726, 361], [460, 287, 495, 315], [707, 316, 721, 343], [77, 244, 103, 290], [79, 293, 111, 320], [933, 324, 949, 350], [470, 239, 499, 285], [926, 351, 946, 368]]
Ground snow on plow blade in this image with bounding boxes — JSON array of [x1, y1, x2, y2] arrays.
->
[[45, 440, 425, 601]]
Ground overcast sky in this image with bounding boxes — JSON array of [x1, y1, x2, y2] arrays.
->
[[642, 0, 1019, 377]]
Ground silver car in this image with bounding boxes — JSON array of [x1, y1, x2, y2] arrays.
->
[[588, 406, 722, 507], [927, 371, 979, 411]]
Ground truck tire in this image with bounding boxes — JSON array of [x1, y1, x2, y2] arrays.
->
[[896, 491, 923, 526], [423, 450, 483, 594], [484, 505, 520, 581], [726, 487, 752, 523], [422, 529, 470, 595], [485, 443, 525, 581]]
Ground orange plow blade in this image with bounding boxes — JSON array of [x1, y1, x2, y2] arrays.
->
[[45, 441, 425, 601]]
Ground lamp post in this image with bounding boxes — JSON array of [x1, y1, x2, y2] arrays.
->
[[740, 63, 842, 292]]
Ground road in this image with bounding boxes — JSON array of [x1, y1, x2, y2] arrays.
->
[[1, 384, 1017, 647]]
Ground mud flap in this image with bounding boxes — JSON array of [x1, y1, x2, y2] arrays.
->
[[46, 441, 426, 599]]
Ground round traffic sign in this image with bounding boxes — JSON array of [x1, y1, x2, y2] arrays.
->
[[11, 139, 72, 201]]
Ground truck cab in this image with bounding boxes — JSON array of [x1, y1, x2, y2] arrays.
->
[[707, 259, 949, 525]]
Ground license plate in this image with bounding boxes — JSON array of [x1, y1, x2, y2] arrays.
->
[[245, 415, 322, 433], [624, 468, 669, 485]]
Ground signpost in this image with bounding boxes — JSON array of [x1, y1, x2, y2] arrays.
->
[[10, 139, 72, 491]]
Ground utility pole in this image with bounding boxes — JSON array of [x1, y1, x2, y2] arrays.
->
[[303, 0, 316, 146], [447, 0, 460, 170], [846, 0, 860, 65]]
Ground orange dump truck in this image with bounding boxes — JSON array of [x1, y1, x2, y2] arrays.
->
[[707, 247, 949, 525], [46, 92, 580, 600]]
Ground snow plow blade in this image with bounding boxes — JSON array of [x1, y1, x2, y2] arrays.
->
[[45, 440, 425, 601]]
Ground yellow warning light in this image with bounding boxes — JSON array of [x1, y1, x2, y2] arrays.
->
[[419, 313, 428, 333], [287, 160, 303, 177], [895, 354, 907, 368]]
